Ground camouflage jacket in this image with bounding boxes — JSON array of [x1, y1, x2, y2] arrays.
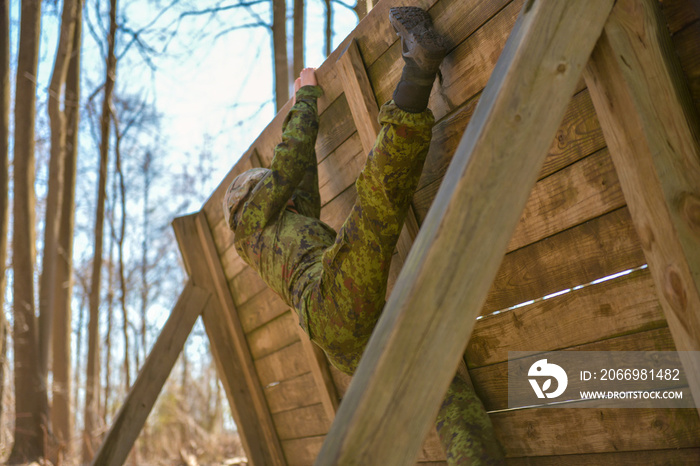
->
[[232, 85, 335, 311]]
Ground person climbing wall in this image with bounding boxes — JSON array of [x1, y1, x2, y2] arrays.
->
[[223, 7, 504, 464]]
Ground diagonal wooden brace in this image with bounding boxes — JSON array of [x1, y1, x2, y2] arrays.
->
[[92, 280, 210, 466], [316, 1, 616, 464], [584, 0, 700, 414]]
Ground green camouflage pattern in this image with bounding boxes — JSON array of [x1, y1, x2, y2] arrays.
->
[[228, 85, 503, 465], [438, 376, 505, 464]]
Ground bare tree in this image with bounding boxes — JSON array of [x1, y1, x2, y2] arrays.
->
[[293, 0, 304, 78], [84, 0, 118, 460], [114, 114, 131, 390], [324, 0, 331, 56], [353, 0, 372, 21], [0, 0, 10, 445], [39, 0, 78, 383], [103, 199, 116, 423], [9, 0, 50, 462], [140, 150, 153, 365], [272, 0, 288, 110], [51, 0, 84, 456]]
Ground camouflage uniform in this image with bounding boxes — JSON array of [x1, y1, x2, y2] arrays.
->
[[227, 86, 503, 465]]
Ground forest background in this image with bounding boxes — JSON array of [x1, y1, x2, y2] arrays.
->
[[1, 0, 366, 464]]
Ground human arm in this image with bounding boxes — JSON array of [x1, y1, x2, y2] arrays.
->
[[235, 82, 323, 236]]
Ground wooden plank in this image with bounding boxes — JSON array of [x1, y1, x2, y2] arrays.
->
[[229, 265, 270, 306], [414, 87, 607, 223], [238, 287, 290, 334], [282, 436, 325, 466], [673, 21, 700, 113], [338, 39, 380, 155], [247, 311, 301, 360], [265, 372, 323, 414], [328, 364, 352, 399], [472, 326, 677, 412], [173, 214, 286, 466], [320, 185, 356, 232], [493, 408, 700, 457], [583, 0, 700, 412], [273, 403, 332, 440], [467, 268, 665, 367], [210, 215, 234, 257], [315, 2, 615, 464], [318, 132, 363, 206], [416, 428, 447, 462], [506, 148, 624, 253], [296, 329, 341, 422], [255, 340, 311, 388], [661, 0, 700, 34], [91, 281, 209, 466], [220, 243, 247, 282], [506, 448, 700, 465], [482, 207, 645, 315]]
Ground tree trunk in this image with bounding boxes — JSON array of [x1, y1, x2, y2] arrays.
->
[[103, 206, 115, 423], [272, 0, 288, 111], [115, 122, 131, 390], [353, 0, 372, 21], [51, 0, 83, 456], [74, 286, 86, 435], [9, 0, 49, 463], [293, 0, 304, 78], [0, 0, 9, 447], [140, 151, 151, 365], [39, 0, 77, 382], [324, 0, 332, 57], [84, 0, 118, 461]]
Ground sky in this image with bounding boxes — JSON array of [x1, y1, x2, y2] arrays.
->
[[3, 0, 360, 431], [10, 0, 358, 207], [6, 0, 359, 316], [98, 0, 358, 208]]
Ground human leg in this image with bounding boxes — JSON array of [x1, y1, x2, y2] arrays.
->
[[305, 102, 435, 374], [438, 375, 505, 465]]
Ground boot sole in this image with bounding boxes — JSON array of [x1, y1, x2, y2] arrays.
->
[[389, 7, 448, 69]]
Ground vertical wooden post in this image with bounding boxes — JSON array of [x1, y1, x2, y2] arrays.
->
[[91, 281, 210, 466], [584, 0, 700, 412], [316, 1, 615, 464]]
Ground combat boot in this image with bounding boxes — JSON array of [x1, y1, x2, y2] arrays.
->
[[390, 6, 448, 113]]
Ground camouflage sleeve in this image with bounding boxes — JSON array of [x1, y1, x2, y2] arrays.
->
[[292, 169, 321, 219], [236, 85, 323, 237]]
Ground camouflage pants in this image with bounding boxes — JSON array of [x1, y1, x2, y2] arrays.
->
[[301, 102, 504, 465]]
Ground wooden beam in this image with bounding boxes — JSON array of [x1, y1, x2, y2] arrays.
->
[[173, 214, 286, 466], [315, 1, 615, 464], [92, 280, 210, 466], [295, 325, 340, 420], [583, 0, 700, 412], [338, 39, 380, 154]]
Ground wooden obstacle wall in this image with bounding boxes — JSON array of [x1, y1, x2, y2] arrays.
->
[[169, 0, 700, 464]]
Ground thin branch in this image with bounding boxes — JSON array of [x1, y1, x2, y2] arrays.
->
[[332, 0, 355, 12], [213, 22, 268, 40], [117, 0, 180, 57], [176, 0, 267, 19]]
